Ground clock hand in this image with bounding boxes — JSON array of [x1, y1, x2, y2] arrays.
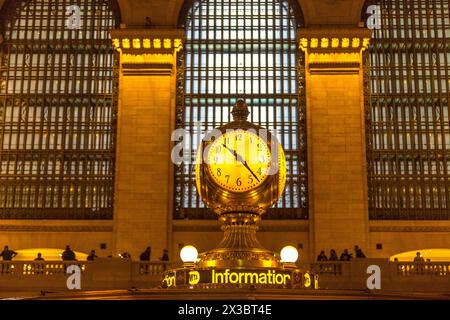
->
[[222, 143, 239, 161], [222, 143, 260, 183], [242, 160, 260, 183]]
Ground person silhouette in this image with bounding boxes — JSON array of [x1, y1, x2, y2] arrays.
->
[[340, 249, 353, 261], [34, 253, 45, 261], [329, 249, 338, 261], [317, 250, 328, 261], [61, 245, 76, 261], [0, 245, 18, 261], [87, 250, 98, 261]]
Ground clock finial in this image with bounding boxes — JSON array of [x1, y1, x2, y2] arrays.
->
[[231, 99, 250, 121]]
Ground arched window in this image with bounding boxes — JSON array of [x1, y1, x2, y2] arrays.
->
[[0, 0, 120, 219], [175, 0, 307, 219], [364, 0, 450, 219]]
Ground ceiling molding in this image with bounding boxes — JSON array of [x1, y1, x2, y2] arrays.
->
[[0, 225, 113, 232]]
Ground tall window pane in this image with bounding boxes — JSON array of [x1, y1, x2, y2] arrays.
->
[[175, 0, 307, 220], [366, 0, 450, 219], [0, 0, 120, 219]]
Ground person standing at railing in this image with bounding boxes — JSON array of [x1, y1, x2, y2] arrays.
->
[[61, 245, 77, 261], [160, 249, 169, 262], [354, 245, 366, 258], [329, 249, 338, 261], [339, 249, 353, 261], [139, 246, 152, 274], [34, 253, 45, 274], [413, 252, 425, 275], [328, 249, 339, 275], [317, 251, 328, 274], [317, 251, 328, 261], [160, 249, 170, 271], [87, 250, 98, 261], [0, 245, 18, 274], [0, 245, 18, 261], [34, 253, 45, 261]]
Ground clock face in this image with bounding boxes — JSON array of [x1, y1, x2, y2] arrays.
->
[[206, 129, 272, 193]]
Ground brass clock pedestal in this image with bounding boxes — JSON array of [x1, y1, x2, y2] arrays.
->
[[196, 213, 282, 269], [160, 213, 318, 289]]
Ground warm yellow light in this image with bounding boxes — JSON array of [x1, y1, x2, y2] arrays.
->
[[203, 130, 272, 193], [14, 248, 88, 261], [362, 38, 370, 48], [153, 39, 161, 49], [143, 39, 151, 49], [132, 39, 141, 49], [352, 38, 360, 48], [310, 38, 319, 48], [341, 38, 350, 48], [331, 38, 339, 48], [122, 39, 130, 49], [390, 249, 450, 262], [121, 53, 174, 65], [164, 39, 172, 49], [320, 38, 329, 48], [299, 38, 308, 50], [280, 246, 298, 263], [174, 38, 182, 49], [180, 245, 198, 263], [112, 38, 120, 49]]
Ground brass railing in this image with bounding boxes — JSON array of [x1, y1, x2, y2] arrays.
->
[[1, 259, 449, 292]]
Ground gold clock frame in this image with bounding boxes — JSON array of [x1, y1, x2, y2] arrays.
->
[[195, 104, 287, 216]]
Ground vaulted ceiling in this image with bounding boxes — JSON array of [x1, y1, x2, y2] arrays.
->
[[0, 0, 367, 28]]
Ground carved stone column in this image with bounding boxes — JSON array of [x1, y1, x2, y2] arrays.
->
[[298, 28, 373, 256], [110, 29, 184, 258]]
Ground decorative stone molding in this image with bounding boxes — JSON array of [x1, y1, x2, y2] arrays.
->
[[370, 226, 450, 233], [0, 225, 113, 232], [172, 220, 309, 233], [297, 28, 372, 74], [110, 29, 185, 76]]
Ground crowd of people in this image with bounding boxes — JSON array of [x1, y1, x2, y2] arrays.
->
[[316, 245, 367, 262], [0, 244, 171, 262]]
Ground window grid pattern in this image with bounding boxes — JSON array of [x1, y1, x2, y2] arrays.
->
[[366, 0, 450, 219], [0, 0, 119, 219], [174, 0, 308, 220]]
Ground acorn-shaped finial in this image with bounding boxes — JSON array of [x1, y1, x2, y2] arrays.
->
[[231, 99, 250, 121]]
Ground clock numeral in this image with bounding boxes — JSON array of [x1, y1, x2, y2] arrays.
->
[[236, 134, 243, 141], [217, 168, 222, 177], [257, 167, 262, 176], [236, 177, 242, 186], [248, 175, 253, 184], [215, 146, 222, 153], [225, 175, 230, 184], [257, 143, 262, 151]]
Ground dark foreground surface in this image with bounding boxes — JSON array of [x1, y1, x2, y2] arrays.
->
[[3, 288, 450, 300]]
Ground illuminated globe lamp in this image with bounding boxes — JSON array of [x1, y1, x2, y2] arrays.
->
[[280, 246, 299, 269], [180, 245, 198, 268]]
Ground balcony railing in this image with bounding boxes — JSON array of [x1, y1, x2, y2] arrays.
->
[[0, 259, 449, 293]]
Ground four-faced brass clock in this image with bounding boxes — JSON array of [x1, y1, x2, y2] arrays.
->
[[196, 100, 286, 216]]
